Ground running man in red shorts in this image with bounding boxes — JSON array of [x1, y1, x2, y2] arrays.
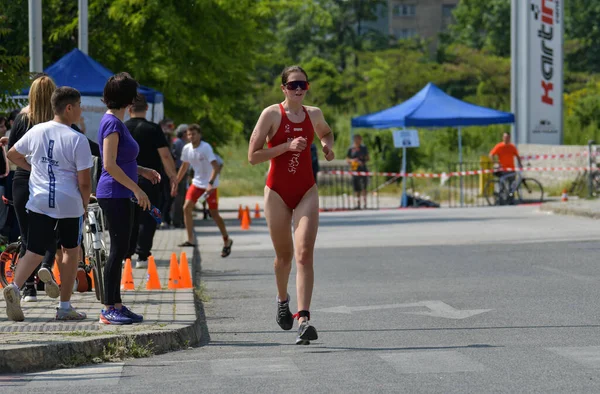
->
[[173, 124, 233, 257], [248, 65, 335, 344]]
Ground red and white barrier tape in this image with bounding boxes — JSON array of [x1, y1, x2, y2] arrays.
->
[[321, 167, 591, 179], [520, 151, 600, 161]]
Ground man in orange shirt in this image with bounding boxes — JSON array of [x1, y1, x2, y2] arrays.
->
[[489, 132, 523, 172], [489, 133, 524, 203]]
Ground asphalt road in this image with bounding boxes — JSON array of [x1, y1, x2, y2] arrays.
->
[[5, 206, 600, 393]]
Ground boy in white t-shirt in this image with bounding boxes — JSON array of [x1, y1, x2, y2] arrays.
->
[[3, 87, 93, 322], [172, 124, 233, 257]]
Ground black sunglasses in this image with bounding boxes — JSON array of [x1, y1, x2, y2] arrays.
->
[[285, 81, 310, 91]]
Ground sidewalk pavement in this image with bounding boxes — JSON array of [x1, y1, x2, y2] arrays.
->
[[0, 227, 206, 374], [539, 199, 600, 220]]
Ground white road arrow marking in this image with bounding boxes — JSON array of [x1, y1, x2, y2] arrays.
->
[[317, 301, 491, 320]]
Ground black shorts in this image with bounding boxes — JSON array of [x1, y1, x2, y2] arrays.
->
[[27, 211, 83, 256], [352, 176, 368, 192]]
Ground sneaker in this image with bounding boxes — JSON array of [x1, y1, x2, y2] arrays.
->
[[3, 284, 24, 321], [296, 320, 318, 345], [21, 285, 37, 302], [56, 306, 87, 321], [276, 294, 294, 331], [99, 307, 133, 325], [76, 266, 89, 292], [135, 260, 148, 269], [119, 305, 143, 323], [37, 267, 60, 299]]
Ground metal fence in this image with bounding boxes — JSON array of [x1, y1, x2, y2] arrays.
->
[[317, 166, 381, 211], [446, 162, 490, 208]]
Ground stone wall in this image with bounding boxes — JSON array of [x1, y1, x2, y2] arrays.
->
[[518, 144, 592, 190]]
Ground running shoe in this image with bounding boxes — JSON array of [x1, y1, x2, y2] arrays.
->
[[296, 320, 318, 345], [276, 294, 294, 331], [120, 305, 143, 323], [3, 284, 24, 321], [37, 267, 60, 299], [135, 260, 148, 269], [99, 307, 133, 325], [22, 284, 37, 302], [56, 306, 87, 321]]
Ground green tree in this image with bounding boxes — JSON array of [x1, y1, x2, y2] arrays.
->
[[446, 0, 511, 57], [0, 15, 29, 111], [565, 0, 600, 73], [3, 0, 280, 143], [271, 0, 388, 72]]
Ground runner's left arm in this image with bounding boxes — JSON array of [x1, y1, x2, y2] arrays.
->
[[312, 108, 335, 161]]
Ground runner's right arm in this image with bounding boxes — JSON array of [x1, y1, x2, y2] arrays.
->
[[248, 106, 306, 165]]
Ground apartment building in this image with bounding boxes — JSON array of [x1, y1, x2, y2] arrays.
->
[[389, 0, 458, 40], [363, 0, 459, 41]]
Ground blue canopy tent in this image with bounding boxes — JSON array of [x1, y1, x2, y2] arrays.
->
[[351, 83, 515, 206], [19, 49, 164, 142]]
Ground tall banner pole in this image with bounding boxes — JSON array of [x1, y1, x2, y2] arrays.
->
[[511, 0, 518, 145], [513, 0, 564, 145], [401, 146, 407, 208], [458, 127, 464, 207], [78, 0, 89, 54], [28, 0, 43, 72]]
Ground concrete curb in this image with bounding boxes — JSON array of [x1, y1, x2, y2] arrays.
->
[[539, 202, 600, 220], [0, 248, 208, 374]]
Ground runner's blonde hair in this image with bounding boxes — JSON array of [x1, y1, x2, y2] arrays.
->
[[27, 76, 56, 128]]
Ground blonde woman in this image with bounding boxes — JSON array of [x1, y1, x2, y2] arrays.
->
[[7, 75, 62, 302]]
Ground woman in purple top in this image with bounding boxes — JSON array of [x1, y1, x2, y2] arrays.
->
[[97, 72, 160, 325]]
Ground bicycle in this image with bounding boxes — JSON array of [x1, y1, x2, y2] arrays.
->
[[83, 197, 107, 305], [484, 166, 544, 206], [0, 237, 22, 288]]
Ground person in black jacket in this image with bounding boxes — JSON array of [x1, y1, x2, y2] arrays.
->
[[124, 94, 177, 269]]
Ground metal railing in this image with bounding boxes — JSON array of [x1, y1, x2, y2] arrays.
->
[[447, 162, 489, 208], [317, 166, 381, 211]]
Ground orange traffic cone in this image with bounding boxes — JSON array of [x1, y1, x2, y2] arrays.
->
[[241, 208, 250, 230], [146, 256, 162, 290], [168, 253, 181, 289], [121, 258, 135, 290], [85, 258, 94, 290], [254, 203, 261, 219], [179, 252, 192, 289], [52, 261, 61, 286], [245, 206, 252, 225], [561, 189, 568, 202], [238, 204, 243, 221]]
